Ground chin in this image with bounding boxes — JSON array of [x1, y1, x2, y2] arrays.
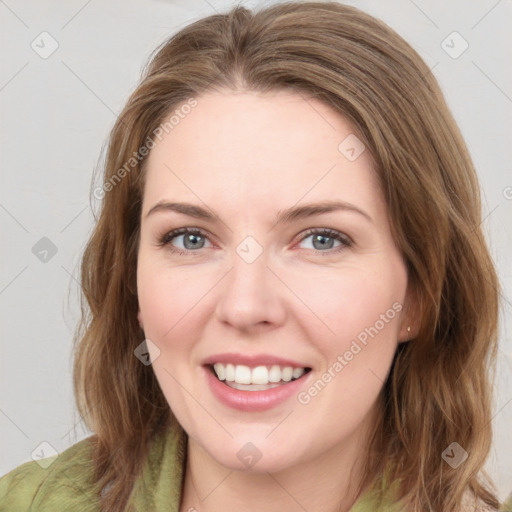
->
[[217, 449, 295, 474], [192, 433, 299, 473]]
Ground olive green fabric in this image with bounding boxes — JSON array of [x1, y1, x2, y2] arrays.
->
[[501, 494, 512, 512], [0, 422, 400, 511]]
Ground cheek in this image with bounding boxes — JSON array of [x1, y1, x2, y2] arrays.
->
[[137, 251, 187, 330], [292, 268, 404, 424], [303, 265, 403, 332], [137, 274, 171, 337], [136, 258, 208, 411], [136, 254, 217, 348], [297, 261, 405, 369]]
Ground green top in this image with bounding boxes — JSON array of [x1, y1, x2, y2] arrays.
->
[[0, 422, 410, 511]]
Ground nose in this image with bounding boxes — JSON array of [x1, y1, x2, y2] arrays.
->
[[213, 244, 286, 333]]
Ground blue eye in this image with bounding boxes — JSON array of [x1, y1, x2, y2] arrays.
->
[[158, 228, 210, 255], [158, 227, 352, 256], [298, 228, 352, 253]]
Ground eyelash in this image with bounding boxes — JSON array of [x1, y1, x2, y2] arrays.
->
[[156, 227, 352, 256]]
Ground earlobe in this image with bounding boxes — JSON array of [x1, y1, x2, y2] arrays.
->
[[399, 281, 421, 343], [137, 310, 144, 330], [398, 324, 415, 344]]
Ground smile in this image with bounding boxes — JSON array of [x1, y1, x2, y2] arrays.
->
[[210, 363, 311, 390], [203, 364, 312, 411]]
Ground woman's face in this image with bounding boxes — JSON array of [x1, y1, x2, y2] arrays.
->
[[137, 90, 415, 472]]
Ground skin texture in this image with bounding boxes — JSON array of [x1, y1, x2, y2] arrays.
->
[[136, 90, 418, 512]]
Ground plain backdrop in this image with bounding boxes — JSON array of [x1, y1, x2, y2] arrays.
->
[[1, 0, 511, 502]]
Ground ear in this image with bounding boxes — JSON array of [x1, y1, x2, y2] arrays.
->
[[137, 309, 144, 330], [398, 279, 421, 344]]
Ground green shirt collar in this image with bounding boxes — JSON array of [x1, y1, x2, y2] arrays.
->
[[127, 419, 400, 511]]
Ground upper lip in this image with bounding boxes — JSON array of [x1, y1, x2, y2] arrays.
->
[[202, 352, 311, 368]]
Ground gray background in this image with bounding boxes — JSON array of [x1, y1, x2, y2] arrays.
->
[[1, 0, 511, 501]]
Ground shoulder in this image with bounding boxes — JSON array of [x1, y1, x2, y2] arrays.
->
[[461, 489, 501, 512], [0, 436, 101, 511], [360, 475, 503, 512]]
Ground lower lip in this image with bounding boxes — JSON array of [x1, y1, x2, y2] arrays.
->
[[203, 366, 311, 412]]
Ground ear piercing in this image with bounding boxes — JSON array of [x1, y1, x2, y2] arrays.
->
[[407, 326, 411, 333]]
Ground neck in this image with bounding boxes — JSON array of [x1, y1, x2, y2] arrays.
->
[[179, 408, 378, 512]]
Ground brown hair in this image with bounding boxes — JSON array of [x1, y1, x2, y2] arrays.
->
[[73, 2, 501, 510]]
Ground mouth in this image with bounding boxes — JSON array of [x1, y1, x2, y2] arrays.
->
[[205, 363, 312, 391]]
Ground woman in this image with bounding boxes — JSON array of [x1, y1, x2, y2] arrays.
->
[[0, 2, 504, 511]]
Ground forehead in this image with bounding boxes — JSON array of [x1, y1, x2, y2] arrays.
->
[[142, 90, 383, 218]]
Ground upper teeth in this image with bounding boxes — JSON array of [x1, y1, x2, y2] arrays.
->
[[212, 363, 306, 384]]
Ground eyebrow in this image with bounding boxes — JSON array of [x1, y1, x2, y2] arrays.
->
[[145, 200, 373, 225]]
